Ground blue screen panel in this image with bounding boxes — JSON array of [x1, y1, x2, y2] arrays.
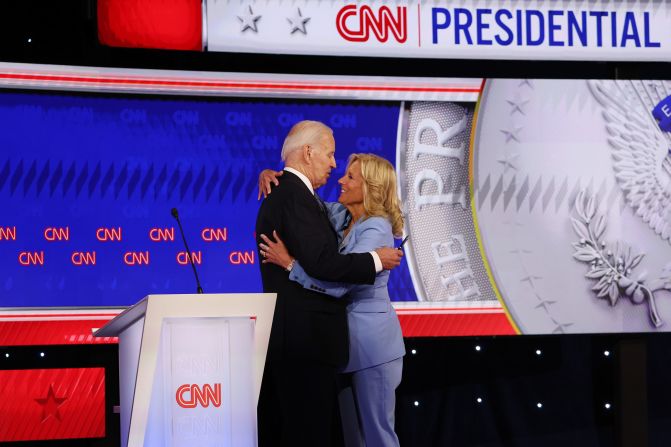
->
[[0, 91, 416, 306]]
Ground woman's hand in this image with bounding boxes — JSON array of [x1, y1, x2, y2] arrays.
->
[[259, 230, 294, 269], [257, 169, 284, 200]]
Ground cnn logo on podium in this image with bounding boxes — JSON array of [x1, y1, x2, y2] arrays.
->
[[175, 383, 222, 409]]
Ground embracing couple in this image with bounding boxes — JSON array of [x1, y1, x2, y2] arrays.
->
[[255, 120, 406, 447]]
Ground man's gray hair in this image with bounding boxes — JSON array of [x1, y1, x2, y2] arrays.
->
[[281, 120, 333, 161]]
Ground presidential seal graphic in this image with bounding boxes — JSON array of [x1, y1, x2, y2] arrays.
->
[[398, 101, 500, 308], [472, 79, 671, 334]]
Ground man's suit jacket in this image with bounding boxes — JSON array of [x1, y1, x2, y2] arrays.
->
[[255, 170, 376, 367], [288, 204, 406, 372]]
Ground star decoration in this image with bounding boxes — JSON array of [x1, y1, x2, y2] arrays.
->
[[287, 8, 310, 35], [506, 95, 529, 115], [238, 5, 261, 33], [535, 300, 557, 312], [550, 317, 574, 334], [34, 384, 67, 422], [497, 152, 519, 172], [500, 126, 522, 143], [520, 275, 543, 286], [519, 79, 534, 88]]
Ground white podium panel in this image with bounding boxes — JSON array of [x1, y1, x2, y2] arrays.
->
[[147, 317, 255, 446], [96, 293, 276, 447]]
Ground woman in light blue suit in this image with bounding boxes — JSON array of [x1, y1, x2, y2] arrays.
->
[[259, 153, 405, 447]]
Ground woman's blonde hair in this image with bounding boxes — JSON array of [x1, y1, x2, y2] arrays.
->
[[348, 153, 404, 237]]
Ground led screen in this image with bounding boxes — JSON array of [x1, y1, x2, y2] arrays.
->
[[0, 367, 106, 442], [3, 77, 671, 336], [0, 91, 416, 307]]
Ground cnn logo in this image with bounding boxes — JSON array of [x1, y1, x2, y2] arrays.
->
[[336, 5, 407, 43], [176, 383, 222, 408]]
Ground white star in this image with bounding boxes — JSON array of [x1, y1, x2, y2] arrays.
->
[[519, 79, 534, 88], [535, 300, 557, 312], [550, 317, 573, 334], [500, 126, 522, 143], [238, 5, 261, 33], [506, 95, 529, 115], [498, 152, 519, 172], [520, 275, 542, 286], [287, 8, 310, 35]]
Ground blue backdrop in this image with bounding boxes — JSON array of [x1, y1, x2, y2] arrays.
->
[[0, 91, 416, 307]]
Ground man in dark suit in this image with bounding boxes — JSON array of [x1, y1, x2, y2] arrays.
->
[[256, 120, 403, 446]]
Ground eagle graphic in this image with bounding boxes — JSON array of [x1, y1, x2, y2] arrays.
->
[[577, 80, 671, 327], [588, 79, 671, 242]]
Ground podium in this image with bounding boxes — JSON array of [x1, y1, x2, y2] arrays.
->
[[95, 293, 276, 447]]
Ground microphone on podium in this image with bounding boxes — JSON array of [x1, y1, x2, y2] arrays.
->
[[171, 207, 204, 294]]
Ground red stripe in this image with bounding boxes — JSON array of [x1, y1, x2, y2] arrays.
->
[[0, 320, 118, 346], [395, 307, 503, 312], [399, 313, 516, 337], [0, 73, 481, 93], [0, 312, 514, 345]]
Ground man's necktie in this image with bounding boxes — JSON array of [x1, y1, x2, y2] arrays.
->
[[314, 193, 328, 216]]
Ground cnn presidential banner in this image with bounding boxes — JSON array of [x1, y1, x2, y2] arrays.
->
[[1, 64, 671, 336], [98, 0, 671, 61]]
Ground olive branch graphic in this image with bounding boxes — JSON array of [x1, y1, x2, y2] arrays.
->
[[572, 190, 671, 328]]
